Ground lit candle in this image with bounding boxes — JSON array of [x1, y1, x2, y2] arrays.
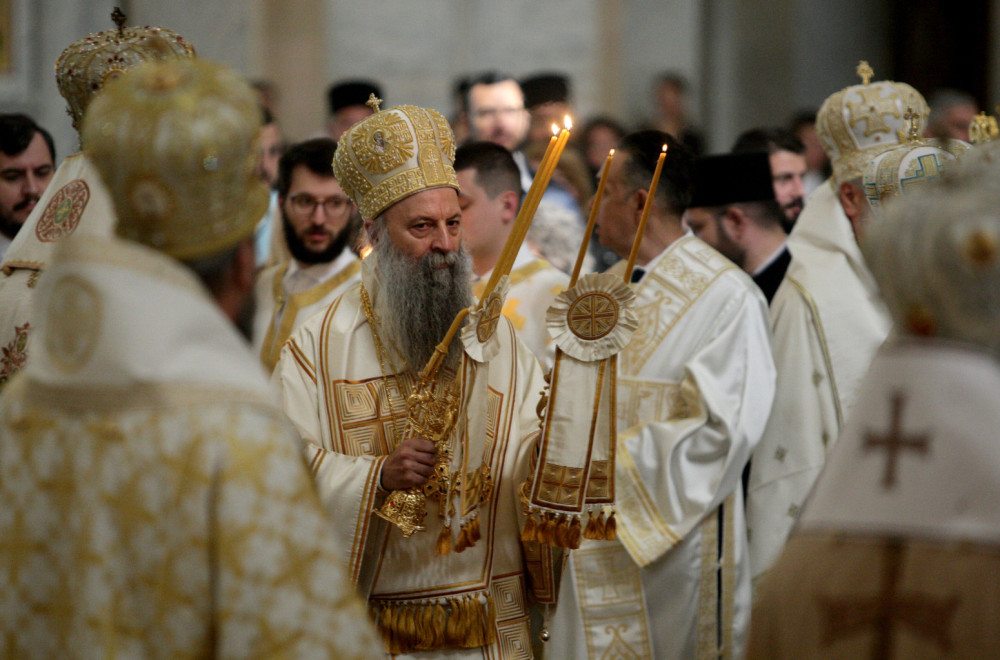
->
[[482, 126, 560, 297], [624, 144, 668, 282], [571, 148, 614, 286], [483, 118, 572, 297]]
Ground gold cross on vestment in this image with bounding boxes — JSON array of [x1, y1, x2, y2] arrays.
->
[[366, 93, 383, 113], [857, 60, 874, 85], [863, 391, 930, 489], [818, 541, 959, 657]]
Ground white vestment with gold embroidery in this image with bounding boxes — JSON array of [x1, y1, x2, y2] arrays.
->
[[749, 340, 1000, 658], [0, 234, 379, 658], [252, 250, 361, 372], [747, 180, 892, 583], [274, 257, 557, 659], [0, 154, 115, 388], [548, 234, 776, 660], [473, 245, 568, 368]]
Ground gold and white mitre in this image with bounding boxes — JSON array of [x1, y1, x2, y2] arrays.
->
[[862, 141, 963, 214], [56, 8, 195, 134], [800, 150, 1000, 543], [816, 61, 929, 185], [863, 153, 1000, 354], [82, 58, 268, 261], [332, 96, 458, 220]]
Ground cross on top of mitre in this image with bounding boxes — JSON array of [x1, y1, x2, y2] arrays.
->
[[903, 107, 921, 142], [366, 93, 383, 113], [857, 60, 874, 86], [111, 7, 127, 35]]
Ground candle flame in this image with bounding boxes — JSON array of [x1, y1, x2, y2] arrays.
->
[[551, 124, 559, 136], [661, 144, 668, 153], [609, 149, 615, 156], [564, 115, 573, 130]]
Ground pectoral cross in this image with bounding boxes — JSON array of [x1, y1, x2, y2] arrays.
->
[[366, 93, 383, 113], [857, 60, 874, 85], [819, 541, 959, 657], [862, 392, 930, 489]]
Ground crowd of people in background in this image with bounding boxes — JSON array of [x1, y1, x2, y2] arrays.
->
[[5, 11, 1000, 659]]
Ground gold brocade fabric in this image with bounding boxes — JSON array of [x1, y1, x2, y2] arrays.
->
[[82, 59, 268, 261], [0, 383, 380, 658]]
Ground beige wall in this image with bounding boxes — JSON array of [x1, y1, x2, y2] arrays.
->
[[3, 0, 986, 161]]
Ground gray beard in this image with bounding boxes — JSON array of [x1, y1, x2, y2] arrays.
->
[[373, 238, 473, 372]]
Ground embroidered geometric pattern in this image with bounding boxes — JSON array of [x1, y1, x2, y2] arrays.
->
[[333, 373, 415, 456]]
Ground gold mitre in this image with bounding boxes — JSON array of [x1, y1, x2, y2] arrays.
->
[[969, 111, 1000, 145], [55, 8, 195, 133], [332, 96, 458, 220], [81, 58, 268, 261], [816, 61, 929, 184]]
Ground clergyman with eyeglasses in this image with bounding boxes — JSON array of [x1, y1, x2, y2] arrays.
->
[[252, 137, 362, 371]]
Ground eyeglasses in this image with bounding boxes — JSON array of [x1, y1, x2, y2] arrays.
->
[[288, 193, 352, 217], [472, 106, 525, 121]]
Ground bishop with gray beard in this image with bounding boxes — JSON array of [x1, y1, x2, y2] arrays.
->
[[369, 217, 474, 373]]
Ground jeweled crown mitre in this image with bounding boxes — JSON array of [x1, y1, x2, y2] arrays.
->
[[816, 61, 929, 184], [82, 58, 267, 261], [332, 96, 459, 220], [55, 8, 195, 133]]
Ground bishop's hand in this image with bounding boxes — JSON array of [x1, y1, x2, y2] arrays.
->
[[380, 437, 436, 490]]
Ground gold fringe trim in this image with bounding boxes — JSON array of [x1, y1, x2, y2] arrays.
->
[[374, 593, 496, 654]]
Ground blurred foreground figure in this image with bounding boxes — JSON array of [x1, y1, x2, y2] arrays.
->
[[0, 58, 379, 658], [749, 149, 1000, 660], [0, 10, 194, 389]]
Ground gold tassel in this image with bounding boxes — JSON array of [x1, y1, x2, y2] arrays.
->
[[470, 515, 482, 543], [419, 603, 435, 650], [436, 524, 453, 555], [446, 599, 462, 645], [431, 602, 446, 649], [604, 510, 617, 540], [541, 513, 557, 545], [554, 514, 570, 547], [583, 510, 597, 540], [455, 525, 469, 553], [403, 603, 416, 645], [521, 511, 537, 542], [568, 514, 583, 549]]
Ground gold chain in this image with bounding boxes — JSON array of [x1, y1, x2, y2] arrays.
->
[[359, 282, 416, 440]]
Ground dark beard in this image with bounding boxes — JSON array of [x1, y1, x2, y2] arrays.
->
[[0, 207, 24, 240], [282, 212, 350, 265], [374, 236, 473, 371]]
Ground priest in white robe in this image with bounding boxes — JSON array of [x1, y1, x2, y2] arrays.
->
[[746, 64, 926, 582], [548, 131, 775, 660], [749, 142, 1000, 660], [0, 58, 379, 659], [253, 138, 361, 371], [0, 12, 194, 389], [455, 141, 568, 368], [275, 100, 562, 657]]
